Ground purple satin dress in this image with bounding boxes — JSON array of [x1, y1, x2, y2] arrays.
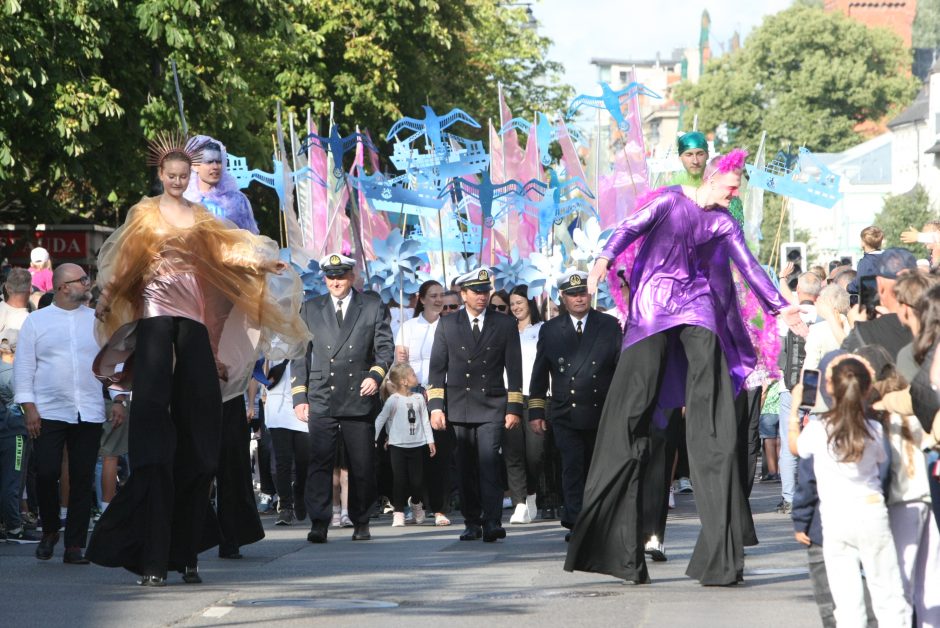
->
[[600, 187, 788, 407]]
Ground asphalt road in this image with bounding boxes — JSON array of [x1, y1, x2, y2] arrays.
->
[[0, 480, 821, 627]]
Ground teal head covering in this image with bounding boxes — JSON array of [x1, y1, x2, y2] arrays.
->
[[677, 131, 708, 154]]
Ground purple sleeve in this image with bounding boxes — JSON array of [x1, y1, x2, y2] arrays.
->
[[724, 221, 788, 315], [599, 194, 672, 260]]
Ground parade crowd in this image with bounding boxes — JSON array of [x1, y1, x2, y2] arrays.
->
[[1, 132, 939, 628]]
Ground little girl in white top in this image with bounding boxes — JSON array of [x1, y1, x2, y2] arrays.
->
[[792, 355, 910, 627], [375, 364, 436, 527]]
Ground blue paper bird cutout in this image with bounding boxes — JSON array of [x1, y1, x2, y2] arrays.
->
[[349, 171, 445, 218], [298, 125, 377, 179], [390, 133, 489, 184], [498, 117, 533, 135], [521, 168, 598, 246], [745, 147, 842, 209], [566, 81, 661, 131], [228, 154, 288, 205], [437, 169, 543, 227], [387, 106, 481, 149]]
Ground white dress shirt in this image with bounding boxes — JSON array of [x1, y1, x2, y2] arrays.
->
[[569, 313, 588, 334], [331, 293, 350, 320], [263, 363, 306, 432], [396, 313, 439, 387], [13, 304, 106, 423], [518, 321, 543, 395], [468, 309, 486, 332]]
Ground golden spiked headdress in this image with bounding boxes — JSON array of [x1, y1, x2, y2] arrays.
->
[[146, 130, 203, 167]]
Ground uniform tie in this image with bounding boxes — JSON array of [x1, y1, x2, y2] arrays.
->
[[472, 317, 481, 342], [576, 319, 583, 338], [336, 299, 344, 326]]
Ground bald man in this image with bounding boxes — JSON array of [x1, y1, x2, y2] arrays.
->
[[14, 264, 114, 563]]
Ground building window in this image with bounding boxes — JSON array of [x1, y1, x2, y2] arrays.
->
[[599, 66, 611, 82], [619, 70, 629, 84]]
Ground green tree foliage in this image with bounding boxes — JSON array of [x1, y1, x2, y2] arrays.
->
[[677, 4, 918, 155], [914, 0, 940, 48], [874, 184, 937, 259], [0, 0, 571, 226]]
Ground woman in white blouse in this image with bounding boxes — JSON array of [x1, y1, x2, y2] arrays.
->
[[505, 285, 546, 524], [395, 280, 453, 525]]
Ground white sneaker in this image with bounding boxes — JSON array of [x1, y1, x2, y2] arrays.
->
[[677, 477, 693, 494], [668, 487, 676, 510], [525, 494, 537, 522], [411, 501, 426, 525], [644, 535, 667, 562], [502, 497, 513, 509], [330, 511, 342, 527], [392, 512, 405, 527], [509, 503, 531, 524]]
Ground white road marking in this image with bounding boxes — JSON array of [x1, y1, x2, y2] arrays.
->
[[202, 607, 233, 618]]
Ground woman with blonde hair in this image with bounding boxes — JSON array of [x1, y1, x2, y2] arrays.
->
[[85, 132, 309, 586]]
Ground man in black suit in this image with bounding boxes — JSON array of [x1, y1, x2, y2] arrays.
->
[[427, 267, 524, 542], [292, 253, 393, 543], [528, 270, 622, 541]]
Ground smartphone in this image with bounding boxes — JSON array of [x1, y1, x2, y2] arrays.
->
[[858, 275, 879, 319], [799, 369, 820, 410]]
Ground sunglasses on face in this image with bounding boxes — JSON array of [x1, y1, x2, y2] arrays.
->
[[490, 304, 507, 312], [443, 304, 461, 311]]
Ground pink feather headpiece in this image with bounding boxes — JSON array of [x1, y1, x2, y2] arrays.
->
[[705, 148, 748, 179]]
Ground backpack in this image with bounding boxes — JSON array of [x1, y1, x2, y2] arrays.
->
[[781, 330, 807, 390]]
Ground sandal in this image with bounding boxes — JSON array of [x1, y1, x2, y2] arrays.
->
[[434, 513, 451, 526]]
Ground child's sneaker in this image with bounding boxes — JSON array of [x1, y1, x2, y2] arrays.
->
[[392, 512, 406, 527], [411, 501, 426, 525], [330, 511, 342, 527]]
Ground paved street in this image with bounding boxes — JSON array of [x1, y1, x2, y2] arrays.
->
[[0, 480, 821, 627]]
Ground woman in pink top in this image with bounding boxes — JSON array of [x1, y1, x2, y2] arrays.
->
[[28, 247, 52, 292]]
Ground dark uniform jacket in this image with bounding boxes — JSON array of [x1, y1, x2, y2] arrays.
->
[[291, 290, 394, 418], [427, 309, 524, 423], [528, 309, 622, 430]]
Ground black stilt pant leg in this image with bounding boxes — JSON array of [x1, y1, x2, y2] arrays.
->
[[564, 332, 668, 583], [680, 326, 747, 585]]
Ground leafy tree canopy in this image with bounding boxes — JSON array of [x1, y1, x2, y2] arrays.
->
[[677, 4, 918, 155], [874, 184, 937, 259], [0, 0, 571, 225]]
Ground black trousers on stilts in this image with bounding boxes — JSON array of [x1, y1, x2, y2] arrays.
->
[[565, 326, 748, 585], [87, 316, 222, 577], [640, 407, 682, 544], [735, 387, 762, 547], [216, 398, 264, 554]]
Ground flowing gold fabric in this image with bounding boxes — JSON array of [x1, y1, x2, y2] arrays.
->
[[96, 196, 310, 368]]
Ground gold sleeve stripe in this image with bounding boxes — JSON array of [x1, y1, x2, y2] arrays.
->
[[370, 366, 387, 378], [291, 386, 307, 395], [427, 388, 445, 400], [507, 392, 524, 404], [528, 398, 546, 409]]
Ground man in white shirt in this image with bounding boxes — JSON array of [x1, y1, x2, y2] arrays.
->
[[0, 268, 31, 333], [14, 263, 117, 564]]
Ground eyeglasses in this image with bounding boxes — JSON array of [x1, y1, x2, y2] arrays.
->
[[490, 304, 507, 312], [62, 276, 90, 287], [443, 304, 461, 311]]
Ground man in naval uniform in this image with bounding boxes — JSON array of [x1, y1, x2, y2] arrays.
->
[[292, 253, 394, 543], [427, 267, 523, 542], [527, 269, 622, 542]]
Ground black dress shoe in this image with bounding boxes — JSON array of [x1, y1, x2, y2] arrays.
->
[[352, 523, 371, 541], [307, 520, 328, 544], [459, 525, 482, 541], [138, 575, 166, 587], [63, 547, 89, 564], [181, 566, 202, 584], [35, 532, 58, 560], [482, 521, 506, 543], [218, 549, 243, 559]]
